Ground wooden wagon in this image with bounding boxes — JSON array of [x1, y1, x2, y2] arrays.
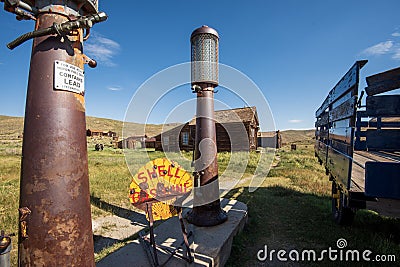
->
[[315, 60, 400, 224]]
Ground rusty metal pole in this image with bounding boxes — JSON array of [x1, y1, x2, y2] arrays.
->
[[186, 26, 227, 226], [1, 1, 105, 266]]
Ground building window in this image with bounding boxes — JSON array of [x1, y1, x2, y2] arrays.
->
[[182, 132, 189, 145]]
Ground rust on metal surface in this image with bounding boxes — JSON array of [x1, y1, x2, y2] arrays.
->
[[18, 6, 94, 266], [24, 0, 98, 14], [194, 87, 219, 185], [18, 207, 31, 240]]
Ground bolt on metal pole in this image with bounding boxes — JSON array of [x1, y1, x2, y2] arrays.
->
[[0, 1, 105, 266], [186, 26, 228, 227]]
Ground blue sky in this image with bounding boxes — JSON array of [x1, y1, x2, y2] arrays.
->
[[1, 0, 400, 130]]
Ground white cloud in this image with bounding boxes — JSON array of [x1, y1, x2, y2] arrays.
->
[[393, 48, 400, 60], [362, 41, 394, 56], [85, 33, 120, 67], [392, 32, 400, 37], [107, 86, 122, 91], [289, 119, 303, 123]]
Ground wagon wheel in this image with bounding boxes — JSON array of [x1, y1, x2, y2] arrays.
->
[[331, 181, 354, 225]]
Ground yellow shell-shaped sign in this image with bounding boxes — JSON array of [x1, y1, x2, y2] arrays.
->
[[129, 158, 193, 221]]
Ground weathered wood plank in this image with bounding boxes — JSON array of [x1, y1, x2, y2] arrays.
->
[[356, 120, 400, 128], [373, 151, 400, 162], [330, 60, 367, 104], [316, 96, 330, 118], [315, 61, 366, 118], [350, 162, 365, 193], [327, 146, 352, 188], [330, 96, 357, 122], [315, 112, 329, 127], [331, 140, 352, 155], [366, 95, 400, 117], [365, 67, 400, 96], [366, 129, 400, 151], [316, 129, 329, 139], [329, 127, 352, 144], [351, 150, 400, 194], [354, 150, 399, 166]]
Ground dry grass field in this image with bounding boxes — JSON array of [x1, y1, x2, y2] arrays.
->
[[0, 115, 399, 266]]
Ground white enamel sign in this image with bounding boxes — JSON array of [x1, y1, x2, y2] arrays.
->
[[54, 60, 85, 94]]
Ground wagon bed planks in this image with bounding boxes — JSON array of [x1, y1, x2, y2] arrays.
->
[[350, 150, 399, 193]]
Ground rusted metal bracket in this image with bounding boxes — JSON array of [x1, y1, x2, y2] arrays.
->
[[139, 203, 194, 266], [6, 11, 107, 49], [191, 84, 216, 93], [82, 53, 97, 68], [2, 0, 38, 20], [18, 207, 31, 240]]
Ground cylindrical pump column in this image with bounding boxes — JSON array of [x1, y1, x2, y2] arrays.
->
[[15, 1, 102, 266], [186, 26, 227, 227]]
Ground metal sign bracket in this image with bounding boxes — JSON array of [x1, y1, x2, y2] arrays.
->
[[139, 203, 194, 267]]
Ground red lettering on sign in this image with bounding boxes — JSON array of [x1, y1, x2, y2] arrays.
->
[[174, 168, 181, 178], [175, 185, 182, 193], [147, 169, 157, 179], [137, 172, 147, 183], [150, 189, 157, 196], [131, 192, 140, 202], [158, 165, 165, 176], [167, 165, 174, 177], [184, 182, 190, 192]]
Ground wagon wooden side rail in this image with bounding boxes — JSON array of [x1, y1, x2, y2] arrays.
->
[[315, 61, 400, 225]]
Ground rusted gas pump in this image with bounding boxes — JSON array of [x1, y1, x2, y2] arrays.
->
[[186, 26, 228, 226], [2, 0, 107, 265]]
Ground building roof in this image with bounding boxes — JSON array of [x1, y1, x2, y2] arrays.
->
[[87, 129, 104, 133], [124, 135, 147, 140], [258, 131, 277, 138], [189, 106, 258, 125]]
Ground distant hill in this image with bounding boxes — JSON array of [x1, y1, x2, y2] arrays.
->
[[0, 115, 180, 140], [0, 115, 315, 143], [0, 115, 24, 140], [86, 116, 181, 137], [280, 129, 315, 144]]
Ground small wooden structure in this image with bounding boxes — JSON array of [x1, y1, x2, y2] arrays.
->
[[257, 130, 282, 149], [87, 129, 117, 138], [86, 129, 104, 137], [118, 135, 147, 149], [154, 107, 259, 152]]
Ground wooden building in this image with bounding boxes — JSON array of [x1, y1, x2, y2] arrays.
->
[[86, 129, 104, 137], [257, 130, 282, 149], [117, 135, 147, 149], [87, 129, 117, 138], [153, 107, 259, 152], [117, 136, 156, 149]]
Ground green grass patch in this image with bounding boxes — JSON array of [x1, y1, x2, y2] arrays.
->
[[226, 145, 400, 266], [1, 142, 399, 266]]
